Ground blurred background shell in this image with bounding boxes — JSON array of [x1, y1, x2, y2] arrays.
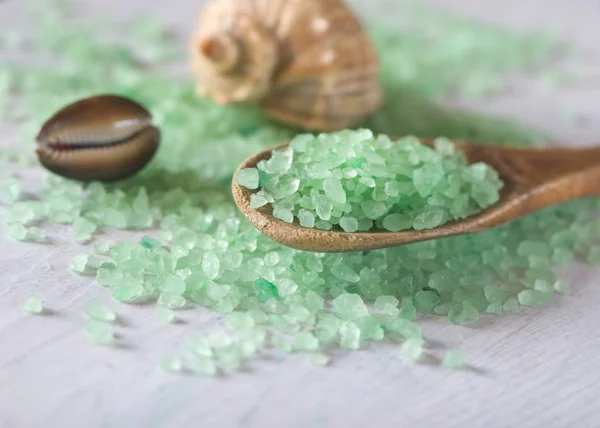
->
[[190, 0, 382, 132]]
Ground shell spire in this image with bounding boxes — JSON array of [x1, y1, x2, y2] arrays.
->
[[198, 34, 241, 73], [191, 2, 279, 105]]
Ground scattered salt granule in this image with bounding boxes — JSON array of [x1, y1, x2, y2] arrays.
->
[[553, 279, 571, 294], [339, 321, 361, 349], [442, 350, 467, 368], [7, 223, 28, 241], [0, 0, 586, 373], [400, 338, 425, 362], [0, 177, 20, 201], [25, 227, 46, 242], [518, 289, 553, 307], [84, 302, 117, 322], [156, 306, 176, 323], [293, 332, 320, 351], [69, 254, 88, 273], [23, 297, 44, 314], [306, 353, 331, 366], [160, 356, 183, 373], [93, 242, 110, 255], [73, 217, 97, 243], [7, 223, 46, 242], [332, 294, 369, 320], [84, 320, 115, 346], [194, 358, 217, 376]]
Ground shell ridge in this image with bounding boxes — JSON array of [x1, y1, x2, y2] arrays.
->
[[36, 95, 159, 182]]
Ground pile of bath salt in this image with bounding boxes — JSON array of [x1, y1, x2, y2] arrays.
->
[[235, 130, 503, 232], [0, 0, 590, 374]]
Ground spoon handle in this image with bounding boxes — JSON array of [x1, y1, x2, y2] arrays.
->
[[499, 145, 600, 187], [477, 144, 600, 224]]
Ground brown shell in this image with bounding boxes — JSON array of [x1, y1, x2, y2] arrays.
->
[[37, 94, 153, 146], [36, 95, 159, 182], [190, 0, 382, 132]]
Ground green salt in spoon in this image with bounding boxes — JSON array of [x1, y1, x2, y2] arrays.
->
[[233, 139, 600, 252]]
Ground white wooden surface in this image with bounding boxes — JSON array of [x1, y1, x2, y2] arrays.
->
[[1, 1, 600, 427]]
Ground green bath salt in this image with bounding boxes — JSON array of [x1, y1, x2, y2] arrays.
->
[[23, 297, 44, 314], [0, 0, 588, 373], [236, 130, 503, 232]]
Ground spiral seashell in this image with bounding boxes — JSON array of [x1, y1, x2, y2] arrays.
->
[[191, 0, 382, 132]]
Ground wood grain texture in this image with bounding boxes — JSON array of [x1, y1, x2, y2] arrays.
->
[[1, 1, 600, 428], [233, 140, 600, 252]]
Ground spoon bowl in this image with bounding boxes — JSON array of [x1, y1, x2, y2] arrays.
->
[[232, 138, 600, 252]]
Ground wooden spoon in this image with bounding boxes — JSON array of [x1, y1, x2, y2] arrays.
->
[[232, 139, 600, 253]]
